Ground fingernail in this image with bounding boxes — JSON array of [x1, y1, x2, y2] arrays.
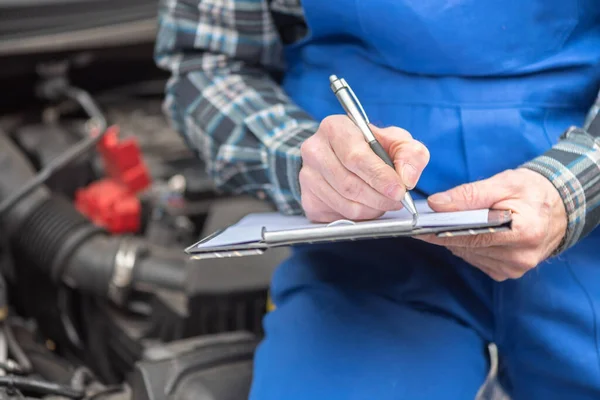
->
[[402, 164, 418, 189], [429, 192, 452, 205], [386, 184, 405, 202]]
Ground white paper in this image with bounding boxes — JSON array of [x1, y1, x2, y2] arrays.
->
[[193, 199, 489, 250]]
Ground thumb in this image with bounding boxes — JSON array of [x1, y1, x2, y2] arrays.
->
[[428, 178, 504, 212]]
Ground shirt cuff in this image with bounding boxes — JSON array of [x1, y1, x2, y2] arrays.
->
[[521, 127, 600, 254], [239, 103, 318, 215], [266, 123, 314, 215]]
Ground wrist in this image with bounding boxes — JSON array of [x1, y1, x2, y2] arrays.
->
[[518, 128, 596, 254], [516, 167, 568, 254]]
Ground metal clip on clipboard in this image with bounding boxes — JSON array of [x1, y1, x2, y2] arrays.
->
[[262, 217, 415, 246], [185, 202, 512, 260]]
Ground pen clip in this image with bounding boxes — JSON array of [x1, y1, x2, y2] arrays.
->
[[342, 78, 370, 125]]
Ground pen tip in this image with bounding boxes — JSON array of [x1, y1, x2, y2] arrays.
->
[[402, 195, 419, 224], [404, 201, 417, 216], [411, 212, 418, 227]]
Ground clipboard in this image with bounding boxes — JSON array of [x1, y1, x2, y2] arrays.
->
[[185, 200, 512, 260]]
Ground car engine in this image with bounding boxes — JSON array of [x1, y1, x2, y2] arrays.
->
[[0, 1, 290, 398]]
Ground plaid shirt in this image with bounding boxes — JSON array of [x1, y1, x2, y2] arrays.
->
[[155, 0, 600, 254]]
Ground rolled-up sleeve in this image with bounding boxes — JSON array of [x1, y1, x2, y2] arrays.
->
[[154, 0, 318, 215]]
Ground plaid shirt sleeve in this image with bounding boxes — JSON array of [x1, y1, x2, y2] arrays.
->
[[154, 0, 317, 215], [522, 92, 600, 254]]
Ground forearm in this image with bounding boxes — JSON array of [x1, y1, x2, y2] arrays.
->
[[154, 0, 316, 215], [161, 61, 316, 214], [522, 92, 600, 253]]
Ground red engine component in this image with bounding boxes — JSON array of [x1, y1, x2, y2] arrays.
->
[[75, 126, 151, 234]]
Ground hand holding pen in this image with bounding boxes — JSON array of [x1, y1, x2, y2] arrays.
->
[[297, 76, 430, 223], [329, 75, 419, 222]]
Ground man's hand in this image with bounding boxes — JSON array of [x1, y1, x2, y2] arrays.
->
[[299, 115, 429, 222], [418, 168, 568, 281]]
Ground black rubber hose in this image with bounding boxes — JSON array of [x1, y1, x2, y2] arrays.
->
[[24, 349, 77, 385], [10, 194, 187, 297], [0, 375, 84, 399], [63, 236, 187, 297], [0, 132, 188, 301], [3, 323, 32, 374], [132, 244, 187, 291], [0, 134, 49, 236], [62, 236, 121, 297], [10, 195, 104, 282]]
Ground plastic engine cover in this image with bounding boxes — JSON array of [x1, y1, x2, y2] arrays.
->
[[131, 332, 257, 400]]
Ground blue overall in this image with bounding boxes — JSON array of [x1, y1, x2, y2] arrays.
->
[[250, 1, 600, 399]]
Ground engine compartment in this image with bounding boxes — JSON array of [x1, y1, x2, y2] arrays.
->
[[0, 11, 289, 396]]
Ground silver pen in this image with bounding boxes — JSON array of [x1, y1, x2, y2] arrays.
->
[[329, 74, 418, 223]]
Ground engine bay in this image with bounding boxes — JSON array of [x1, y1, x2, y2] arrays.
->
[[0, 6, 289, 397]]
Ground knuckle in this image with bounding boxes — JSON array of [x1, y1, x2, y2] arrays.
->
[[374, 196, 397, 211], [345, 150, 364, 170], [319, 115, 344, 140], [514, 252, 540, 270], [298, 167, 311, 188], [503, 169, 524, 190], [310, 212, 332, 223], [342, 203, 371, 221], [344, 204, 364, 220], [367, 166, 389, 188], [302, 199, 335, 223], [339, 177, 363, 200], [408, 140, 429, 158], [300, 139, 317, 162], [416, 142, 431, 163], [301, 192, 315, 213], [300, 139, 310, 154], [459, 183, 479, 204], [302, 205, 317, 221], [398, 127, 413, 139], [319, 115, 337, 132], [501, 169, 518, 180], [388, 126, 413, 140], [400, 143, 430, 170]]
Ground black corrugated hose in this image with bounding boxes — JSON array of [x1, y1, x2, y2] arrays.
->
[[0, 82, 187, 299]]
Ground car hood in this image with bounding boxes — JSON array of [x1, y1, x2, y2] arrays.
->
[[0, 0, 157, 55]]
